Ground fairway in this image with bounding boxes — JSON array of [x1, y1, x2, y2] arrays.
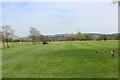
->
[[2, 40, 118, 78]]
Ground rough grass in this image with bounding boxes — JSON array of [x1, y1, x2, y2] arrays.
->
[[2, 40, 118, 78]]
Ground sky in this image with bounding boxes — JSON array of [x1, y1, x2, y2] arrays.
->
[[1, 0, 118, 37]]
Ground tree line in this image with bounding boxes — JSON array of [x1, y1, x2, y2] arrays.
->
[[0, 25, 120, 48], [0, 25, 50, 48]]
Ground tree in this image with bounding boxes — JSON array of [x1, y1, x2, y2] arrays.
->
[[112, 0, 120, 4], [39, 35, 45, 42], [2, 33, 5, 48], [84, 34, 94, 40], [75, 32, 85, 40], [0, 32, 2, 42], [2, 25, 15, 48], [104, 36, 107, 41], [29, 27, 41, 44], [112, 0, 120, 6], [98, 34, 107, 40], [44, 36, 50, 41]]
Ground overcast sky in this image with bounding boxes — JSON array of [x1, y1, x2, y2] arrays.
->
[[1, 0, 118, 37]]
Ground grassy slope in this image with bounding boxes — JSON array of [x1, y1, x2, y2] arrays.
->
[[2, 40, 118, 78]]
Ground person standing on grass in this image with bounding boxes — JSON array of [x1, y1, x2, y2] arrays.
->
[[111, 48, 115, 56]]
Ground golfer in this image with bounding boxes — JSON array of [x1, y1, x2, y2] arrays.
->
[[111, 49, 115, 56]]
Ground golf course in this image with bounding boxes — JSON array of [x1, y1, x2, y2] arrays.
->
[[2, 40, 118, 78]]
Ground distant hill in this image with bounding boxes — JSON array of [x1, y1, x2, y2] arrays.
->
[[17, 33, 120, 41]]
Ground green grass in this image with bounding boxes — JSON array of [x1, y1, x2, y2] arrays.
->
[[2, 40, 118, 78]]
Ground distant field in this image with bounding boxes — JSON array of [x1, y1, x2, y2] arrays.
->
[[2, 40, 118, 78]]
